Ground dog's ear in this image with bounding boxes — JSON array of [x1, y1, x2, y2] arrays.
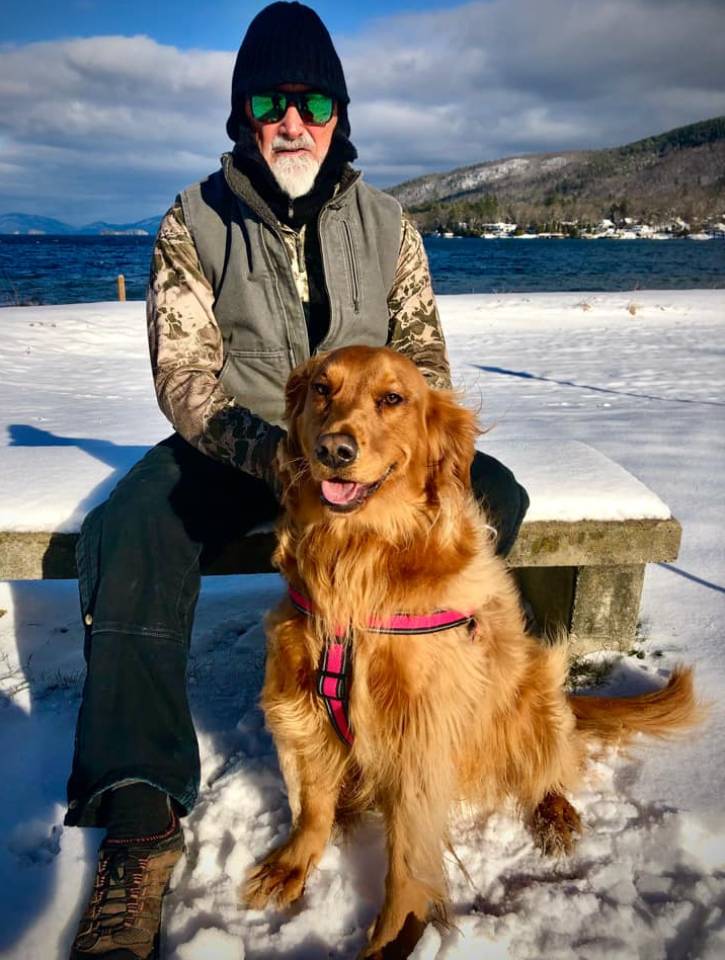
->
[[425, 389, 479, 498], [284, 352, 330, 423], [283, 360, 314, 474], [278, 358, 320, 500], [284, 357, 315, 425], [283, 353, 331, 469]]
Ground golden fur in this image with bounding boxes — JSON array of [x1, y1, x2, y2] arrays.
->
[[243, 345, 699, 958]]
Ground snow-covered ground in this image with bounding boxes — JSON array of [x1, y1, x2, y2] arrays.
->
[[1, 291, 724, 960]]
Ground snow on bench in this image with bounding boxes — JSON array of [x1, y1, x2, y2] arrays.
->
[[0, 441, 680, 653]]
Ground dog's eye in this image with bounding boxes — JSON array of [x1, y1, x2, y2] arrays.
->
[[381, 392, 404, 406], [312, 382, 330, 397]]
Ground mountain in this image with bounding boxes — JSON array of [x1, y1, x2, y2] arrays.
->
[[78, 216, 163, 236], [0, 214, 163, 236], [0, 213, 74, 235], [387, 116, 725, 230]]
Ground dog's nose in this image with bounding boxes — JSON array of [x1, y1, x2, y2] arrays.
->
[[315, 433, 358, 469]]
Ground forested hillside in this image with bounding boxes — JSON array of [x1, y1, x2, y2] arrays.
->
[[388, 117, 725, 233]]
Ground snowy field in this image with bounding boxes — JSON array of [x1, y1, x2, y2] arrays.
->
[[1, 290, 724, 960]]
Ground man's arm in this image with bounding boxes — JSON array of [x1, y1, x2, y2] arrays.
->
[[147, 201, 284, 488], [386, 214, 452, 390]]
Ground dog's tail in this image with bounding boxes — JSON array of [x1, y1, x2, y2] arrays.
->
[[568, 666, 702, 745]]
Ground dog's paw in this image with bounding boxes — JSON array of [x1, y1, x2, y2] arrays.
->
[[242, 854, 307, 909], [530, 791, 582, 857], [358, 911, 428, 959]]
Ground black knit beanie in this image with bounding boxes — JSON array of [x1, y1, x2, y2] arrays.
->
[[226, 2, 350, 141]]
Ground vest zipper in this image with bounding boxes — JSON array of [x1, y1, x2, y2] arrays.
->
[[341, 220, 360, 313], [313, 171, 363, 351], [317, 210, 334, 351], [265, 224, 308, 365]]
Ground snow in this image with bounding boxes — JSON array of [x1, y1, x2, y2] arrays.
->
[[485, 441, 671, 521], [1, 290, 724, 959], [0, 446, 149, 533], [175, 927, 245, 960], [0, 440, 671, 534]]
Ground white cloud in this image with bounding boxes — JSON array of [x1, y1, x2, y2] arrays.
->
[[0, 36, 232, 222], [1, 1, 724, 222], [343, 0, 725, 183]]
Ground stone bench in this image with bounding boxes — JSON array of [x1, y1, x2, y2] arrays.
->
[[0, 440, 681, 654]]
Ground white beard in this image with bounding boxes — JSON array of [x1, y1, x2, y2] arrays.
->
[[269, 135, 320, 199]]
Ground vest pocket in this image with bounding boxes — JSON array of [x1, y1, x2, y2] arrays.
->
[[219, 348, 290, 427], [339, 221, 361, 314]]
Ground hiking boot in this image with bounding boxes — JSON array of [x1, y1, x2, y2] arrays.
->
[[70, 814, 184, 959]]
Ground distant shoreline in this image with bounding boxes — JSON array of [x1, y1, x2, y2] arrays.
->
[[428, 233, 725, 241], [2, 232, 724, 241]]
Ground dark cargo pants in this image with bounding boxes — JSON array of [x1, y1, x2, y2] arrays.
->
[[65, 433, 529, 826]]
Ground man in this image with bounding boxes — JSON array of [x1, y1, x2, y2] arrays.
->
[[67, 3, 529, 957]]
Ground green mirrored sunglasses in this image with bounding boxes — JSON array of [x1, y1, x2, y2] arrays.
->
[[249, 91, 335, 126]]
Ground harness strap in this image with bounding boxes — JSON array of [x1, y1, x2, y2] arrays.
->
[[317, 641, 354, 746], [288, 586, 474, 636], [288, 585, 477, 748]]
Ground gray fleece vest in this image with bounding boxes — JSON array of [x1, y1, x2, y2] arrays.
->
[[179, 155, 402, 427]]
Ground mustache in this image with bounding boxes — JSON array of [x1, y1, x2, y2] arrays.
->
[[272, 133, 316, 153]]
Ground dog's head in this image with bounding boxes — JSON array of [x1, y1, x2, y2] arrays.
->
[[281, 345, 478, 521]]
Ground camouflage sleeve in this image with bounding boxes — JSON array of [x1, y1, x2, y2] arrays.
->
[[386, 214, 452, 390], [147, 201, 284, 488]]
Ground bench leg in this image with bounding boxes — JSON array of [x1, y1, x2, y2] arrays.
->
[[570, 564, 645, 654], [515, 564, 646, 654]]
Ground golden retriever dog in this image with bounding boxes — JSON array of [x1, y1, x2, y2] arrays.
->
[[243, 345, 698, 958]]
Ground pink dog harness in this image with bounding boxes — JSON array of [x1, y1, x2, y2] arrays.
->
[[288, 586, 477, 746]]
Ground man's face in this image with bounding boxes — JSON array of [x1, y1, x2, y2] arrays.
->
[[245, 83, 338, 199]]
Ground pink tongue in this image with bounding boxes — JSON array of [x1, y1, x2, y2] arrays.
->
[[322, 480, 364, 505]]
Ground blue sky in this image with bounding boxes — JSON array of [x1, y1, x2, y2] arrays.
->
[[1, 0, 470, 48], [1, 0, 724, 224]]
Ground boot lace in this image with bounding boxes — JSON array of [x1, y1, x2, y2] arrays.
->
[[88, 845, 150, 934]]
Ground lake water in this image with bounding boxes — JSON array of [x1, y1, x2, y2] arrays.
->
[[0, 234, 723, 306]]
